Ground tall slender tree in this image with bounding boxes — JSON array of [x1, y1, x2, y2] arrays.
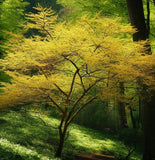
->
[[126, 0, 155, 159]]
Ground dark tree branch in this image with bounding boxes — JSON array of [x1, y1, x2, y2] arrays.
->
[[48, 95, 64, 113], [54, 83, 68, 97], [63, 56, 86, 92], [65, 77, 103, 126], [78, 72, 86, 91], [67, 69, 79, 101], [94, 44, 101, 52], [66, 96, 98, 126], [42, 20, 53, 39], [82, 69, 102, 77], [39, 67, 48, 79]]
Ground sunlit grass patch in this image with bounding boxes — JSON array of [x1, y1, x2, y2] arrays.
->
[[69, 126, 120, 152], [63, 124, 142, 159], [0, 138, 60, 160], [0, 111, 60, 159]]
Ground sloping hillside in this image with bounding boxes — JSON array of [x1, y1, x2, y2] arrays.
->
[[0, 110, 142, 160]]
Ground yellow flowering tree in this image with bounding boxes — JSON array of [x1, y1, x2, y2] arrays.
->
[[0, 4, 154, 157]]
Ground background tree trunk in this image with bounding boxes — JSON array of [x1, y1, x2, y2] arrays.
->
[[129, 106, 136, 129], [146, 0, 150, 38], [126, 0, 148, 41], [126, 0, 155, 159], [142, 92, 155, 160], [118, 82, 128, 128]]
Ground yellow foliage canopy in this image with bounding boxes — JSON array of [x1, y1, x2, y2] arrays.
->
[[0, 5, 154, 109]]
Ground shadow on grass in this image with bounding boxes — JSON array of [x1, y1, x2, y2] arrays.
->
[[0, 110, 142, 160], [62, 124, 142, 160], [0, 111, 60, 160], [0, 147, 24, 160]]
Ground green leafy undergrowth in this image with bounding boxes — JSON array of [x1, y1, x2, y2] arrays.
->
[[0, 111, 142, 160]]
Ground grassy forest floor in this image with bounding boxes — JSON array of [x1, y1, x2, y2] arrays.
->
[[0, 110, 143, 160]]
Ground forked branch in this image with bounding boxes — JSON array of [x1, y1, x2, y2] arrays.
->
[[65, 78, 102, 125], [67, 69, 79, 101], [66, 95, 98, 126], [63, 56, 86, 91], [48, 95, 64, 113]]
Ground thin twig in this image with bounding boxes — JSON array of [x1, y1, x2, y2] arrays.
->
[[39, 67, 48, 79]]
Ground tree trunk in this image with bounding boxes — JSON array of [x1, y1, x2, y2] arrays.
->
[[55, 133, 65, 157], [129, 106, 136, 129], [146, 0, 150, 38], [142, 91, 155, 160], [126, 0, 155, 159], [55, 126, 67, 158], [126, 0, 148, 41], [118, 82, 128, 128]]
